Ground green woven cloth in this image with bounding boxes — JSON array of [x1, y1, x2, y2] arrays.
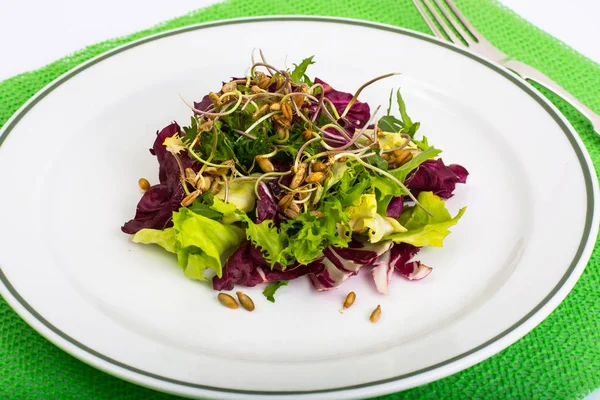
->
[[1, 0, 599, 398]]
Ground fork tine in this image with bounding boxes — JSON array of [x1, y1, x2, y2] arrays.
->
[[442, 0, 483, 41], [420, 0, 464, 45], [432, 0, 474, 44], [411, 0, 445, 39]]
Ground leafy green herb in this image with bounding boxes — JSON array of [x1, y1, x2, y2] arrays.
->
[[290, 56, 315, 84], [263, 281, 289, 303], [182, 116, 199, 144], [378, 115, 404, 134], [396, 88, 414, 133], [187, 201, 223, 220], [378, 88, 420, 137], [233, 132, 275, 171], [367, 153, 389, 171]]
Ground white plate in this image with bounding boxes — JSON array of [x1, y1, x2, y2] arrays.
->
[[0, 17, 597, 400]]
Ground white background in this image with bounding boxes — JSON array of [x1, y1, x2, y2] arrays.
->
[[0, 0, 598, 398]]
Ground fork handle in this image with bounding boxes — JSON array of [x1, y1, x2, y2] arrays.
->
[[503, 60, 600, 134]]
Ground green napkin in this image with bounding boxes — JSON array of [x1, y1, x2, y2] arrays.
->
[[1, 0, 599, 398]]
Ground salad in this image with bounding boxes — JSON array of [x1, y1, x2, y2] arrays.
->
[[122, 53, 468, 302]]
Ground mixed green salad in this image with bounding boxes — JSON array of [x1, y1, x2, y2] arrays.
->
[[122, 53, 468, 300]]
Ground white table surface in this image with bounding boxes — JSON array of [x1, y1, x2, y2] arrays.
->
[[0, 0, 598, 398]]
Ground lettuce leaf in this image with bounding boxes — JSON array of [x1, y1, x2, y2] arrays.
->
[[210, 197, 242, 224], [243, 217, 286, 266], [346, 194, 406, 243], [386, 191, 465, 247], [132, 227, 178, 253], [131, 208, 244, 281], [280, 198, 351, 264], [215, 179, 256, 213], [172, 208, 245, 280]]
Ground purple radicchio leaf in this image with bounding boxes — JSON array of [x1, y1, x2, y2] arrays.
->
[[122, 123, 200, 234], [255, 182, 279, 223], [405, 158, 469, 199], [306, 78, 371, 147], [193, 95, 212, 113], [309, 240, 392, 291], [371, 251, 393, 295], [214, 241, 321, 291], [389, 243, 431, 281], [213, 241, 265, 291], [314, 78, 371, 128], [386, 196, 404, 218], [399, 261, 432, 281]]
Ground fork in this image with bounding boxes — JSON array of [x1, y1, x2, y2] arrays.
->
[[412, 0, 600, 134]]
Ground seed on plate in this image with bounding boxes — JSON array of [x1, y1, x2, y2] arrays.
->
[[210, 177, 221, 194], [218, 293, 239, 309], [293, 94, 305, 108], [181, 190, 201, 207], [236, 292, 255, 311], [312, 162, 327, 172], [258, 74, 272, 89], [198, 119, 214, 132], [370, 305, 381, 323], [278, 193, 294, 210], [281, 102, 293, 121], [256, 156, 275, 173], [393, 149, 413, 166], [269, 102, 281, 111], [221, 81, 237, 93], [305, 172, 326, 184], [252, 104, 269, 119], [343, 292, 356, 309], [250, 85, 262, 94], [282, 202, 300, 219], [208, 92, 221, 107], [275, 75, 286, 90], [290, 163, 307, 189], [184, 168, 197, 185], [138, 178, 150, 191], [273, 114, 291, 129], [198, 175, 213, 192]]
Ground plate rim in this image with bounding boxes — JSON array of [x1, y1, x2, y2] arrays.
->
[[0, 15, 598, 398]]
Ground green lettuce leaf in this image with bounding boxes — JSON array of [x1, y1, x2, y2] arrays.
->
[[280, 198, 351, 264], [210, 197, 242, 224], [172, 208, 245, 280], [132, 227, 178, 253], [215, 179, 256, 213], [387, 191, 466, 247], [243, 216, 286, 266], [346, 194, 406, 243]]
